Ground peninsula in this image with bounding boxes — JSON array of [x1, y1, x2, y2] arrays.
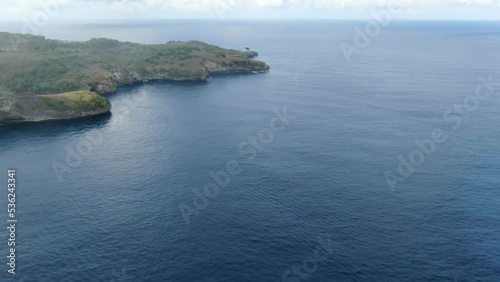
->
[[0, 32, 270, 125]]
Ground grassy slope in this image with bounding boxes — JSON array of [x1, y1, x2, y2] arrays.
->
[[40, 91, 111, 113], [6, 91, 111, 120]]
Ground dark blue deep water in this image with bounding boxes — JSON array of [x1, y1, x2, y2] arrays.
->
[[1, 20, 500, 281]]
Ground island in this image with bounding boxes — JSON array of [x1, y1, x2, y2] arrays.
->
[[0, 32, 270, 125]]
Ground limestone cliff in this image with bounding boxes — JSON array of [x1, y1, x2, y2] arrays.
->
[[0, 92, 111, 125], [0, 33, 270, 125]]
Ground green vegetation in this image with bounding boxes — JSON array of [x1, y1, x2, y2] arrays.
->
[[0, 86, 13, 97], [40, 91, 111, 113], [0, 91, 111, 124], [0, 32, 269, 97], [0, 32, 269, 125]]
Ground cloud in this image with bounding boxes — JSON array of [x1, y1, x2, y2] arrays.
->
[[287, 0, 499, 8], [0, 0, 499, 20]]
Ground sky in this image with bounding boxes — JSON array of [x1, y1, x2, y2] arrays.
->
[[1, 0, 500, 21]]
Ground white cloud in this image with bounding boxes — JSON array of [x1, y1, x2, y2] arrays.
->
[[0, 0, 499, 20]]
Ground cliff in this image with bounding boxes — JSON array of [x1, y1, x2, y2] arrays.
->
[[91, 58, 269, 95], [0, 91, 111, 125], [0, 33, 270, 124]]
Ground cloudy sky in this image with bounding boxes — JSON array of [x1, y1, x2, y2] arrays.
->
[[1, 0, 500, 21]]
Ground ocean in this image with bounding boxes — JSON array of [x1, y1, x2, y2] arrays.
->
[[0, 20, 500, 281]]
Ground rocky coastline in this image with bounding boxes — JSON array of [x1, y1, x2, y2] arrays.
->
[[0, 33, 270, 125]]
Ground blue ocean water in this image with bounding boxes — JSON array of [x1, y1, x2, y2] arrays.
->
[[1, 20, 500, 281]]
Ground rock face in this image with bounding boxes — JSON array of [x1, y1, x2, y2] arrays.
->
[[91, 60, 270, 95], [0, 91, 111, 125], [0, 33, 270, 125], [203, 59, 270, 75], [0, 57, 270, 124], [0, 99, 25, 124]]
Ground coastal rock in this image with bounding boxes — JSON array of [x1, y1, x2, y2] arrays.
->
[[0, 33, 270, 124], [108, 69, 143, 85], [92, 83, 116, 95], [204, 59, 270, 75], [90, 61, 268, 95], [0, 92, 111, 125]]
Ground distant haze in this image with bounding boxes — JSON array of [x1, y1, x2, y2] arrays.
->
[[0, 0, 500, 21]]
